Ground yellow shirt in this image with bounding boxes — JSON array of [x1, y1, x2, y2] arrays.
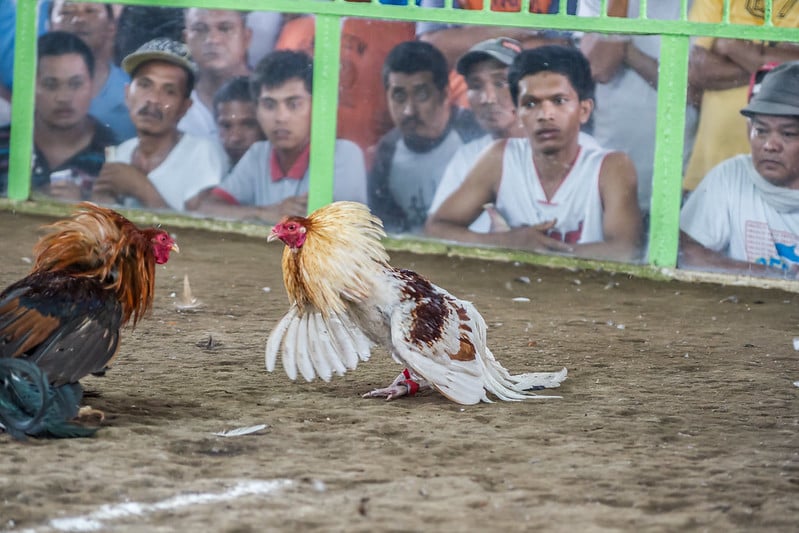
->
[[684, 0, 799, 191]]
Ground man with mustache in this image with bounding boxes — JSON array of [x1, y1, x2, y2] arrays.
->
[[680, 61, 799, 278], [368, 41, 483, 234], [92, 38, 228, 211], [425, 46, 642, 262], [0, 31, 116, 201]]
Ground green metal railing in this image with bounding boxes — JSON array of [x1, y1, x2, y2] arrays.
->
[[6, 0, 799, 272]]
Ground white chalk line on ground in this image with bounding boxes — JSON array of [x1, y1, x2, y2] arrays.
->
[[13, 479, 292, 533]]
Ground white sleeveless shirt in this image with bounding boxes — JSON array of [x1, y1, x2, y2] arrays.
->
[[496, 138, 609, 245]]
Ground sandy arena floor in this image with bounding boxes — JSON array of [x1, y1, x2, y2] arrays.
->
[[0, 209, 797, 532]]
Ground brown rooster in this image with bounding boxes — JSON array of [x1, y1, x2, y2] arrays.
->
[[266, 201, 567, 405], [0, 202, 177, 391]]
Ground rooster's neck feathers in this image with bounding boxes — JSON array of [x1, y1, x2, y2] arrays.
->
[[32, 202, 157, 326], [282, 202, 389, 315]]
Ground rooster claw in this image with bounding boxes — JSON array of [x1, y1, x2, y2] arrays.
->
[[362, 385, 409, 401]]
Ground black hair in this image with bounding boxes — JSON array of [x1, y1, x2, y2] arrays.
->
[[381, 41, 449, 91], [250, 50, 313, 99], [37, 31, 95, 79], [213, 76, 253, 119], [508, 45, 595, 106]]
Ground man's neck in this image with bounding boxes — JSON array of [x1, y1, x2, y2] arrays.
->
[[34, 117, 94, 149], [33, 117, 95, 169], [133, 130, 182, 174], [274, 143, 309, 174], [532, 141, 581, 199], [195, 67, 249, 109], [90, 47, 112, 99]]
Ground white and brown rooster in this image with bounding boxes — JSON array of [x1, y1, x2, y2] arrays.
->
[[266, 201, 567, 404]]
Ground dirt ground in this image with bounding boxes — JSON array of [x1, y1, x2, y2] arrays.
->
[[0, 208, 797, 533]]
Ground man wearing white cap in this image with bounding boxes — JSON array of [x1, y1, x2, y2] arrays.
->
[[680, 61, 799, 278], [92, 38, 228, 212]]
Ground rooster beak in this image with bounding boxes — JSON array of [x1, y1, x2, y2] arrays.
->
[[267, 228, 279, 243], [171, 243, 180, 253]]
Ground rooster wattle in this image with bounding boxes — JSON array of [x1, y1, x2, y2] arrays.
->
[[0, 203, 177, 437], [266, 201, 567, 405]]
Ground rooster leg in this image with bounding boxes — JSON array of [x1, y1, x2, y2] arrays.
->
[[76, 405, 105, 423], [362, 368, 430, 401]]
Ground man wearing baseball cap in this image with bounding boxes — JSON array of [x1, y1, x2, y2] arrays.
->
[[92, 38, 228, 212], [680, 61, 799, 278]]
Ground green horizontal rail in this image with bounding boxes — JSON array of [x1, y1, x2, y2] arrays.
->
[[6, 0, 799, 277]]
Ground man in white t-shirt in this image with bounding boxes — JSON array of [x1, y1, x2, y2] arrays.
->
[[92, 38, 228, 212], [179, 8, 252, 140], [425, 45, 642, 262], [680, 61, 799, 278], [196, 50, 367, 223]]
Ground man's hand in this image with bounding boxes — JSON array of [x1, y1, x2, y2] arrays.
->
[[502, 220, 575, 254], [47, 179, 83, 201], [92, 162, 169, 209], [93, 162, 149, 199], [274, 194, 308, 218]]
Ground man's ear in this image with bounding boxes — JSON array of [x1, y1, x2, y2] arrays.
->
[[579, 98, 594, 125]]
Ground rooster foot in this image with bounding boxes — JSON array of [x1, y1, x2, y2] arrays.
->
[[362, 369, 428, 401], [76, 405, 105, 423], [362, 384, 411, 401]]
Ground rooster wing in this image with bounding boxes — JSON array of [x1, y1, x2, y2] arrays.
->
[[381, 268, 566, 404], [0, 271, 122, 387]]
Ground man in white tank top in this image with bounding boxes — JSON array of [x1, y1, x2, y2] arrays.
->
[[425, 46, 642, 262]]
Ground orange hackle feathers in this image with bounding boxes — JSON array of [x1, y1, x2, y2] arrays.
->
[[32, 202, 158, 326]]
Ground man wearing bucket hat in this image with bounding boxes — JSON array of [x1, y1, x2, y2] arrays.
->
[[680, 61, 799, 278], [92, 38, 228, 212]]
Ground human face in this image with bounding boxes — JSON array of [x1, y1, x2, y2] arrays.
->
[[749, 115, 799, 189], [35, 53, 93, 131], [50, 1, 114, 54], [516, 71, 592, 156], [386, 71, 450, 140], [125, 61, 192, 137], [465, 59, 517, 137], [184, 9, 251, 76], [217, 99, 264, 164], [256, 78, 311, 155]]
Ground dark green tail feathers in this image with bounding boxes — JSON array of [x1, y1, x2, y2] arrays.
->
[[0, 358, 99, 439]]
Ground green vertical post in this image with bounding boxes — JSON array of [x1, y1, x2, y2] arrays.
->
[[307, 13, 342, 214], [647, 34, 690, 267], [7, 0, 38, 201]]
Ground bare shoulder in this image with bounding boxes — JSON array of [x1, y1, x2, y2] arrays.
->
[[598, 151, 637, 189]]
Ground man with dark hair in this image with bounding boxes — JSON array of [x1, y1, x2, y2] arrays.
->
[[429, 37, 599, 233], [369, 40, 483, 233], [213, 76, 264, 165], [0, 31, 116, 200], [426, 45, 642, 262], [197, 50, 366, 223], [180, 8, 253, 139], [50, 0, 136, 141], [680, 61, 799, 278], [92, 38, 228, 212]]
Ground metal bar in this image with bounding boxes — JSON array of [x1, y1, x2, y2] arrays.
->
[[6, 0, 38, 201], [306, 13, 341, 213], [647, 34, 690, 268]]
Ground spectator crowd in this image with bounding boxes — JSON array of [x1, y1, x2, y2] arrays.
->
[[0, 0, 798, 277]]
